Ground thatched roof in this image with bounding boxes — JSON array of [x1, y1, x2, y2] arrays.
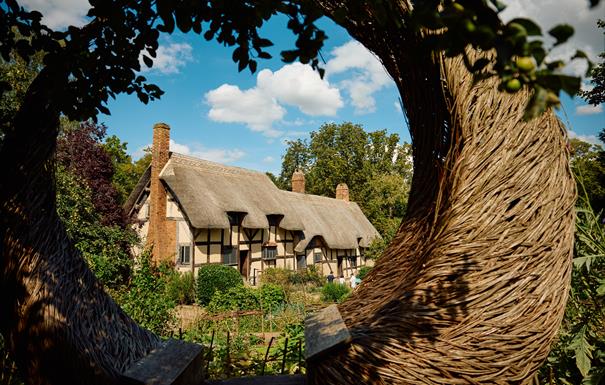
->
[[126, 152, 380, 250], [160, 153, 303, 230], [282, 191, 380, 252]]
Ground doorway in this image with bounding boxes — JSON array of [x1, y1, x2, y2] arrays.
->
[[239, 250, 249, 279]]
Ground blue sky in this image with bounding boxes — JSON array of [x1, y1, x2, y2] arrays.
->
[[19, 0, 605, 174]]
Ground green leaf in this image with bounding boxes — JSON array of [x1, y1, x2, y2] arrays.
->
[[572, 50, 589, 60], [549, 24, 574, 46], [488, 0, 507, 12], [509, 18, 542, 36], [523, 85, 547, 120], [596, 280, 605, 296], [567, 326, 593, 378]]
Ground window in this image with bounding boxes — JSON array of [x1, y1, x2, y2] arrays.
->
[[262, 246, 277, 260], [313, 252, 322, 264], [296, 254, 307, 270], [179, 245, 191, 265], [222, 246, 237, 265], [348, 256, 357, 268]]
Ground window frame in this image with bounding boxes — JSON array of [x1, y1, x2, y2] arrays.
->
[[313, 251, 322, 264], [262, 246, 278, 260], [178, 244, 191, 265], [222, 246, 237, 266]]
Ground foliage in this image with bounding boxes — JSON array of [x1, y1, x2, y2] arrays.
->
[[196, 264, 243, 306], [580, 20, 604, 107], [56, 121, 127, 227], [321, 283, 351, 303], [258, 283, 286, 311], [207, 286, 260, 313], [55, 165, 135, 288], [271, 322, 305, 374], [358, 266, 372, 281], [117, 252, 176, 336], [0, 0, 595, 131], [260, 268, 292, 288], [539, 187, 605, 384], [277, 122, 411, 238], [164, 271, 196, 306], [288, 265, 323, 287], [0, 46, 41, 142], [102, 136, 151, 205], [569, 138, 605, 217]]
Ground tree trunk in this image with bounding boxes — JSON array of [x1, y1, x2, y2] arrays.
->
[[308, 2, 575, 384], [0, 65, 161, 384]]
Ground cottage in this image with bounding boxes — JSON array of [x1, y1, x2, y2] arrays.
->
[[125, 123, 380, 284]]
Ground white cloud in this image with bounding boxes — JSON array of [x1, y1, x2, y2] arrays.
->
[[140, 43, 193, 75], [500, 0, 604, 77], [257, 63, 343, 116], [169, 140, 245, 163], [576, 104, 603, 116], [20, 0, 90, 29], [326, 41, 393, 113], [262, 156, 274, 163], [205, 63, 342, 137], [394, 101, 403, 113], [568, 131, 601, 146], [205, 84, 285, 137]]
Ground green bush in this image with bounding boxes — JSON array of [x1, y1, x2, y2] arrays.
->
[[321, 283, 351, 303], [289, 265, 323, 286], [196, 264, 243, 306], [117, 252, 176, 336], [165, 271, 196, 305], [207, 286, 260, 313], [259, 283, 286, 310], [358, 266, 372, 281], [260, 267, 291, 287]]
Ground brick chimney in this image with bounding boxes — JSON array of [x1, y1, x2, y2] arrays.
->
[[335, 183, 349, 202], [291, 169, 305, 193], [148, 122, 175, 263]]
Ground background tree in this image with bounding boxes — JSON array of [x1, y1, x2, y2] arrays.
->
[[569, 138, 605, 216], [277, 122, 412, 238]]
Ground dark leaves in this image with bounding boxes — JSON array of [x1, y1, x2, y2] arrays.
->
[[549, 24, 574, 46]]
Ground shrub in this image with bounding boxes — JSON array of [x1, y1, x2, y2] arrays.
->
[[358, 266, 372, 281], [260, 268, 291, 287], [207, 286, 260, 313], [321, 283, 351, 303], [165, 271, 196, 305], [289, 265, 323, 286], [259, 283, 286, 310], [118, 252, 176, 336], [196, 264, 243, 306]]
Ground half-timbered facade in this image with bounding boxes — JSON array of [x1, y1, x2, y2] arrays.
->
[[125, 123, 380, 284]]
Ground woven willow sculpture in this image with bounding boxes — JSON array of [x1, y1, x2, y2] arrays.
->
[[306, 2, 576, 384], [0, 1, 574, 384]]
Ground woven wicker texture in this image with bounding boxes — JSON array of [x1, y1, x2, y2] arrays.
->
[[305, 2, 576, 384], [0, 69, 161, 384]]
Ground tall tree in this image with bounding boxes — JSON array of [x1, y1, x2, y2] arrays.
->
[[278, 122, 412, 237]]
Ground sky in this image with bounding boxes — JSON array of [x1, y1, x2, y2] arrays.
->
[[19, 0, 605, 174]]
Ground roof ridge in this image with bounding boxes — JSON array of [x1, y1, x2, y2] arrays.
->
[[169, 152, 266, 178]]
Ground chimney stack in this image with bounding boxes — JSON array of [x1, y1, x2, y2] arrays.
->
[[291, 169, 305, 194], [335, 183, 349, 202], [148, 122, 172, 262]]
